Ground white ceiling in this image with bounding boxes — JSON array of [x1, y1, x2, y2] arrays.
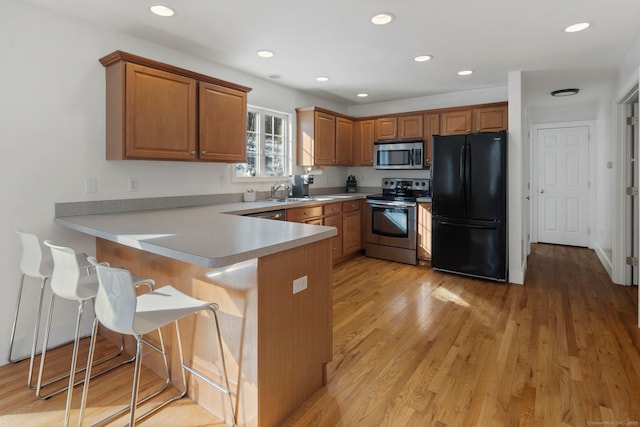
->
[[22, 0, 640, 106]]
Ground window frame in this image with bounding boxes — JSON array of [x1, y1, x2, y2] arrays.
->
[[233, 105, 292, 183]]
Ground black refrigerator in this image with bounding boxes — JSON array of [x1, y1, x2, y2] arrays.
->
[[431, 130, 507, 281]]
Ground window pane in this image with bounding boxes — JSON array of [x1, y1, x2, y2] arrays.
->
[[264, 115, 272, 134], [247, 112, 257, 132], [237, 108, 289, 178], [273, 117, 283, 136]]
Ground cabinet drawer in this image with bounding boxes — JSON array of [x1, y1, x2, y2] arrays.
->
[[287, 206, 323, 222], [324, 202, 343, 215], [342, 200, 360, 212]]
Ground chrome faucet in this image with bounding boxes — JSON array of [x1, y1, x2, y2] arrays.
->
[[270, 183, 288, 199]]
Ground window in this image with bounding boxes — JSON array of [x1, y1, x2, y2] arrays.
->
[[235, 106, 291, 179]]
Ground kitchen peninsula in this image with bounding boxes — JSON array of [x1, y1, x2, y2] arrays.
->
[[56, 204, 337, 427]]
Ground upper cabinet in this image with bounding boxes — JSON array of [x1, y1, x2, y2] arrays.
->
[[354, 119, 375, 166], [473, 105, 508, 133], [375, 114, 424, 140], [398, 115, 424, 139], [296, 107, 352, 166], [100, 50, 251, 162], [440, 109, 473, 136], [375, 117, 397, 140], [295, 102, 507, 167]]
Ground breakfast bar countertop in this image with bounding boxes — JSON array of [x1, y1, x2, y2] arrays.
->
[[55, 204, 337, 268]]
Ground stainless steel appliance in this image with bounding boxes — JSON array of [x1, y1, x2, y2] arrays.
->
[[290, 174, 314, 197], [431, 130, 507, 281], [244, 209, 286, 220], [365, 178, 431, 265], [374, 140, 424, 170]]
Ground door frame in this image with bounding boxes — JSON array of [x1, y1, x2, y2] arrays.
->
[[531, 121, 596, 248], [613, 84, 639, 287]]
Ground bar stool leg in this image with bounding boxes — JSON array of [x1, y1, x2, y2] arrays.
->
[[63, 300, 87, 427], [129, 337, 144, 427], [27, 277, 48, 387], [8, 274, 27, 363]]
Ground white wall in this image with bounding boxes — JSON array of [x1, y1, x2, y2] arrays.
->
[[0, 0, 350, 363]]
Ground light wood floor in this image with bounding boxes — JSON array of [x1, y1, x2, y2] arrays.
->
[[1, 244, 638, 426]]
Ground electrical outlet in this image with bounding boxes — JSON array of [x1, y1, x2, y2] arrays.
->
[[293, 276, 307, 294], [128, 178, 139, 192], [85, 178, 97, 194]]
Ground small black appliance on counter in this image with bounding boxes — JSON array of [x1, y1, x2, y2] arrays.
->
[[290, 174, 314, 197], [346, 175, 357, 193]]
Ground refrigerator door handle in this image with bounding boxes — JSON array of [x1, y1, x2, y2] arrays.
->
[[459, 144, 465, 208], [465, 142, 471, 212]]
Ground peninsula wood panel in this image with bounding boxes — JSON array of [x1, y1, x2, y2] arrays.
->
[[96, 237, 333, 427]]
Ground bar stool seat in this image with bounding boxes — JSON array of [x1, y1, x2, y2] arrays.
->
[[79, 257, 236, 427]]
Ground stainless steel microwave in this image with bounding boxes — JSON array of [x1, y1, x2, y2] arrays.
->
[[374, 140, 424, 170]]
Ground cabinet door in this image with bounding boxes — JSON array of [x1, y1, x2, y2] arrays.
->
[[398, 115, 424, 139], [199, 82, 247, 162], [354, 120, 375, 166], [343, 210, 362, 255], [124, 63, 197, 160], [323, 213, 343, 260], [423, 113, 439, 166], [440, 110, 472, 135], [335, 117, 353, 165], [375, 117, 397, 140], [417, 203, 432, 261], [473, 106, 508, 132], [315, 112, 336, 165]]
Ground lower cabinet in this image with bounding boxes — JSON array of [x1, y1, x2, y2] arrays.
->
[[287, 199, 363, 264], [417, 202, 432, 261]]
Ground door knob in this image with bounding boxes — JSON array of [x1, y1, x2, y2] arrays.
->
[[540, 189, 544, 193]]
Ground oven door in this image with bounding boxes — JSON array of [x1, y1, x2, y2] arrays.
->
[[366, 200, 417, 250]]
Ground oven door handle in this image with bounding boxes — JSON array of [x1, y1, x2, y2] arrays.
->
[[367, 201, 416, 209]]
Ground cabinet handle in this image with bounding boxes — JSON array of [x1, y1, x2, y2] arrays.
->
[[191, 151, 196, 156], [201, 150, 206, 155]]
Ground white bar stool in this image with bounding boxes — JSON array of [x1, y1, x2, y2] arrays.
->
[[40, 242, 150, 427], [11, 231, 92, 390], [78, 258, 236, 427]]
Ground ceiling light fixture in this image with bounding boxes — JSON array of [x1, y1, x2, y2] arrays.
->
[[550, 88, 580, 97], [150, 5, 174, 17], [371, 13, 394, 25], [256, 50, 274, 58], [414, 55, 433, 62], [457, 70, 473, 76], [564, 22, 590, 33], [316, 76, 329, 82], [357, 93, 369, 98]]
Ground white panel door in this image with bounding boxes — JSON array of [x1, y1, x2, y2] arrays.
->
[[537, 126, 589, 247]]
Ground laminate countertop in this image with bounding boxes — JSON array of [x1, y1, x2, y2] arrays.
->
[[55, 194, 367, 268]]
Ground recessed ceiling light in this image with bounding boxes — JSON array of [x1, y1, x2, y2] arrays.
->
[[150, 5, 174, 17], [256, 50, 274, 58], [371, 13, 394, 25], [357, 93, 369, 98], [414, 55, 433, 62], [564, 22, 590, 33], [551, 88, 580, 97], [316, 76, 329, 82], [457, 70, 473, 76]]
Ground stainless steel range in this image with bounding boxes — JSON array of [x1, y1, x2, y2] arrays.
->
[[365, 178, 431, 265]]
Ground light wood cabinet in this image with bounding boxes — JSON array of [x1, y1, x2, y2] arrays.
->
[[472, 105, 508, 133], [417, 202, 432, 261], [286, 205, 323, 223], [423, 113, 439, 166], [335, 117, 354, 165], [323, 210, 343, 261], [354, 119, 375, 166], [440, 110, 473, 136], [100, 50, 251, 162], [199, 82, 247, 162], [342, 200, 362, 256], [296, 108, 352, 166], [375, 117, 398, 140], [398, 115, 424, 139]]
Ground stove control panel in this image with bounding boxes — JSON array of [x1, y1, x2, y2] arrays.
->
[[381, 178, 431, 197]]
